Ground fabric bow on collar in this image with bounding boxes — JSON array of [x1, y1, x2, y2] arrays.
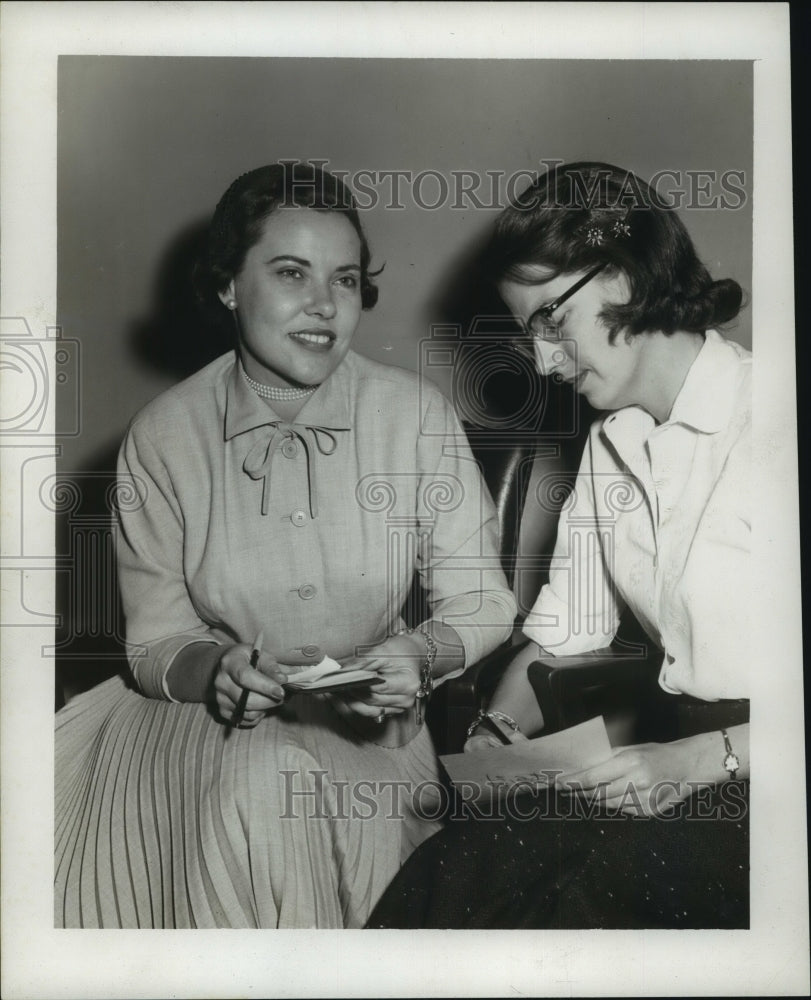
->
[[242, 421, 348, 517]]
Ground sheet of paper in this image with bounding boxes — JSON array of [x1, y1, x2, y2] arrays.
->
[[440, 716, 612, 801]]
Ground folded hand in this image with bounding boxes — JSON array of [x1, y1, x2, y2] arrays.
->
[[214, 644, 287, 727], [555, 739, 700, 816]]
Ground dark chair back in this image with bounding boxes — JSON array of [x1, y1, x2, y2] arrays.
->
[[463, 385, 593, 621], [428, 378, 594, 752]]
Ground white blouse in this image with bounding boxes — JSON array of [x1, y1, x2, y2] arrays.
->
[[522, 330, 751, 701]]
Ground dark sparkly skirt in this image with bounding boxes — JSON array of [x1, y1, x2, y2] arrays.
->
[[367, 698, 749, 929]]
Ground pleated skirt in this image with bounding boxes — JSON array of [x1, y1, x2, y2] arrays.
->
[[55, 675, 443, 929]]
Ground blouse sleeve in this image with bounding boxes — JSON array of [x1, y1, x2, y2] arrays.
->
[[116, 416, 225, 701], [415, 390, 517, 677], [522, 430, 625, 653]]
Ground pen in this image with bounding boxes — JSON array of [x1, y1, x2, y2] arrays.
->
[[230, 630, 264, 731]]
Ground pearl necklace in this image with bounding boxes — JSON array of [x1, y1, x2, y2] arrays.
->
[[242, 368, 318, 401]]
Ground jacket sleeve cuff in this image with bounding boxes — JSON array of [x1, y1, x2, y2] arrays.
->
[[128, 630, 224, 701], [427, 589, 517, 683]]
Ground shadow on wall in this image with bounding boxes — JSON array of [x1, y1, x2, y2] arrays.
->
[[130, 218, 235, 382], [425, 226, 599, 441]]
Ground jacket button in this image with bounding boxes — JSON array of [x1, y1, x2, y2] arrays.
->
[[291, 509, 308, 526], [298, 584, 317, 600], [282, 439, 298, 459]]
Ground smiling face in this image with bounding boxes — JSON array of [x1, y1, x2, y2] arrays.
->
[[220, 207, 363, 388], [499, 265, 647, 412]]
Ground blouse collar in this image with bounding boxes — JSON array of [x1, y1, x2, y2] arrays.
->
[[602, 330, 748, 457], [667, 329, 747, 434]]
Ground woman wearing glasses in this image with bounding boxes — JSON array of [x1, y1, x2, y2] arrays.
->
[[368, 161, 751, 928]]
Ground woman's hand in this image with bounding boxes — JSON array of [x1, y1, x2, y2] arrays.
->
[[213, 644, 288, 727], [331, 633, 425, 721], [555, 735, 722, 817]]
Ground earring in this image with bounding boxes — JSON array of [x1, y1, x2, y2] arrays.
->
[[227, 299, 237, 311]]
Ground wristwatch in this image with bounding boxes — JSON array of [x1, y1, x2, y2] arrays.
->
[[721, 729, 740, 780]]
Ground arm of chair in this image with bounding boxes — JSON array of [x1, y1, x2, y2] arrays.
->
[[440, 640, 659, 751], [526, 649, 658, 736]]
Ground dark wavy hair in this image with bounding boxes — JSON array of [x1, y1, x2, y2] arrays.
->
[[483, 161, 743, 342], [198, 161, 379, 312]]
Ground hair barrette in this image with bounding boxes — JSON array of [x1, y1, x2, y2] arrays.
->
[[580, 208, 632, 249]]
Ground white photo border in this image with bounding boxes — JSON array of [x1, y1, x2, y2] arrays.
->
[[1, 3, 805, 998]]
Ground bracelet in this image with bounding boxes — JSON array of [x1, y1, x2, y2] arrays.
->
[[466, 710, 522, 742], [395, 626, 437, 726], [721, 729, 740, 780]]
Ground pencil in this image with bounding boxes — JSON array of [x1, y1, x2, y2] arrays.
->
[[230, 629, 265, 730]]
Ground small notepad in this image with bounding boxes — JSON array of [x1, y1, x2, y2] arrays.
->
[[282, 656, 384, 694]]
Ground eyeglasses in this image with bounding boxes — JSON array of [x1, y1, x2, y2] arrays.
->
[[510, 263, 607, 359]]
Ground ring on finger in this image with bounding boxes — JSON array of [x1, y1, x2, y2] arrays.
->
[[375, 710, 386, 725]]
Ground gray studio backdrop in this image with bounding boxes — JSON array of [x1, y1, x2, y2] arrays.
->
[[57, 56, 752, 475]]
